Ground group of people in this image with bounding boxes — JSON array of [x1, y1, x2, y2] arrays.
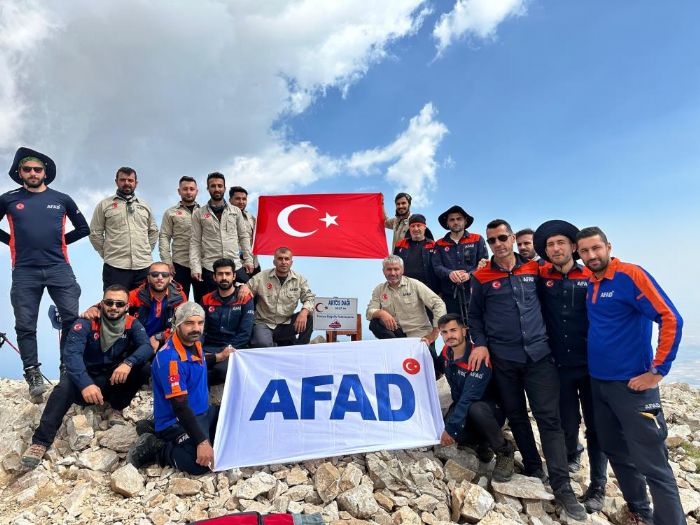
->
[[0, 148, 684, 524]]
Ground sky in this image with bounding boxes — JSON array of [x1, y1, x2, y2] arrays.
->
[[1, 0, 699, 381]]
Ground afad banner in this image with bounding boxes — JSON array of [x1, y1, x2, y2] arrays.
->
[[213, 338, 444, 470]]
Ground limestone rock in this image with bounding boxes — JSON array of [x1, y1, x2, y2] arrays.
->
[[67, 415, 94, 451], [414, 494, 440, 513], [478, 510, 522, 525], [237, 472, 277, 499], [491, 474, 554, 500], [434, 446, 480, 474], [110, 463, 145, 497], [443, 459, 476, 484], [680, 487, 700, 514], [99, 424, 138, 452], [77, 448, 119, 472], [337, 485, 380, 519], [392, 506, 422, 525], [61, 482, 94, 516], [170, 477, 203, 496], [366, 453, 405, 492], [457, 482, 494, 523], [340, 463, 363, 491], [315, 462, 342, 503], [374, 491, 395, 511], [522, 498, 544, 517], [286, 466, 309, 486], [285, 484, 315, 501]]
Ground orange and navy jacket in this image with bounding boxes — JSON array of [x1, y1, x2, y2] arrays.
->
[[201, 288, 255, 352], [440, 345, 493, 438], [152, 332, 208, 432], [537, 262, 591, 367], [63, 316, 151, 391], [0, 187, 89, 268], [468, 254, 551, 363], [586, 258, 682, 380], [431, 231, 488, 297], [128, 281, 187, 339], [393, 238, 439, 293]]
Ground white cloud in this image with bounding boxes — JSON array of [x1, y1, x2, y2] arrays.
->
[[433, 0, 527, 55], [229, 103, 448, 206]]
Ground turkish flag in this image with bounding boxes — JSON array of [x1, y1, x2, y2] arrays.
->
[[253, 193, 388, 258]]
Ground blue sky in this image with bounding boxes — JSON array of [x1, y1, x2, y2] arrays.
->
[[1, 0, 698, 380]]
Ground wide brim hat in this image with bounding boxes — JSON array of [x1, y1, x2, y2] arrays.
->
[[8, 147, 56, 185], [534, 220, 580, 262], [438, 205, 474, 229]]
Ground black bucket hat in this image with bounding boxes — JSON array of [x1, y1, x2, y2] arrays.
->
[[534, 220, 580, 262], [438, 205, 474, 230], [9, 147, 56, 185]]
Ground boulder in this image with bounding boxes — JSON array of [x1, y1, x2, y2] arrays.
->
[[337, 486, 380, 519], [315, 462, 342, 503], [491, 474, 554, 500], [110, 463, 145, 497], [77, 448, 118, 472], [67, 415, 94, 451], [98, 424, 138, 452]]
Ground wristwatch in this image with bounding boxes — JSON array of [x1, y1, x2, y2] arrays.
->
[[649, 366, 661, 376]]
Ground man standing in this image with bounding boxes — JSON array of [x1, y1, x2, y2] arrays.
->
[[1, 147, 89, 399], [534, 220, 607, 513], [242, 247, 315, 348], [515, 228, 540, 262], [432, 205, 488, 320], [393, 214, 438, 293], [437, 314, 514, 482], [229, 186, 261, 276], [159, 176, 204, 300], [90, 167, 159, 290], [128, 302, 233, 474], [384, 192, 412, 250], [201, 258, 255, 384], [468, 219, 585, 521], [190, 173, 253, 294], [21, 285, 152, 468], [577, 226, 684, 525]]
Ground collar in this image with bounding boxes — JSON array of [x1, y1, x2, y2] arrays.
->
[[386, 276, 408, 289], [267, 268, 296, 281], [171, 332, 202, 362], [442, 230, 469, 243], [546, 261, 584, 277], [213, 288, 238, 304], [112, 194, 139, 203], [589, 257, 620, 283], [490, 252, 529, 272], [178, 201, 199, 209]]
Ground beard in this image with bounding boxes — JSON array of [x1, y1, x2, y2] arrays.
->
[[102, 308, 126, 320], [23, 176, 46, 188], [217, 280, 233, 290]]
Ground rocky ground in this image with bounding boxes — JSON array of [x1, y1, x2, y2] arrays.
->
[[1, 378, 700, 525]]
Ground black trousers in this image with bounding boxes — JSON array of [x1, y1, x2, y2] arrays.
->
[[157, 405, 219, 475], [491, 354, 570, 492], [102, 263, 149, 291], [450, 400, 508, 452], [32, 363, 150, 447], [558, 365, 607, 489], [369, 318, 443, 377], [174, 263, 207, 303], [592, 379, 684, 525]]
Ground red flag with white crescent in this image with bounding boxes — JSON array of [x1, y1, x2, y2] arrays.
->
[[253, 193, 388, 258]]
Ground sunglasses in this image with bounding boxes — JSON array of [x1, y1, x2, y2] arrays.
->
[[20, 166, 45, 174], [149, 271, 171, 278], [103, 299, 127, 308], [487, 234, 511, 245]]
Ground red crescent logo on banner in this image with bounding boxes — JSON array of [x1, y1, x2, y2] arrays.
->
[[492, 281, 501, 289], [403, 358, 421, 375]]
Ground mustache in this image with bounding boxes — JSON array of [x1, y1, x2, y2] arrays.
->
[[185, 331, 202, 338]]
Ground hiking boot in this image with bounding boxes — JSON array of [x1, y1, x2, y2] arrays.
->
[[476, 442, 494, 463], [21, 443, 47, 469], [581, 485, 605, 513], [24, 366, 48, 401], [555, 488, 587, 522], [135, 416, 156, 436], [108, 410, 127, 426], [568, 444, 584, 472], [627, 508, 653, 525], [127, 433, 164, 468], [492, 441, 514, 482]]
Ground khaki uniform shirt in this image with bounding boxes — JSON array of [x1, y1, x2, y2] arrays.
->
[[89, 195, 158, 270], [189, 202, 253, 274], [385, 216, 410, 250], [248, 269, 315, 328], [159, 202, 199, 267], [366, 276, 447, 337], [241, 209, 259, 268]]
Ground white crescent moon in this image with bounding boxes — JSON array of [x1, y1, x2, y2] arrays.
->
[[278, 204, 318, 237]]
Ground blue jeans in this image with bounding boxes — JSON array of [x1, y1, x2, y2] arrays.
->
[[10, 263, 81, 369]]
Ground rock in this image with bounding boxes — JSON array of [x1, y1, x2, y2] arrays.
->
[[237, 472, 277, 499], [315, 462, 342, 503], [77, 448, 118, 472], [286, 466, 309, 486], [493, 492, 523, 512], [98, 424, 138, 452], [110, 463, 145, 497], [457, 482, 494, 523], [522, 498, 545, 517], [374, 491, 395, 511], [366, 453, 405, 492], [286, 484, 315, 501], [681, 459, 698, 472], [491, 474, 554, 500], [61, 482, 94, 516], [478, 510, 522, 525], [392, 506, 422, 525], [67, 415, 94, 451], [443, 459, 477, 484], [680, 487, 700, 514], [170, 477, 203, 496], [340, 463, 363, 491], [667, 435, 687, 448], [337, 486, 380, 519], [434, 446, 480, 473], [330, 520, 372, 525], [414, 494, 440, 513]]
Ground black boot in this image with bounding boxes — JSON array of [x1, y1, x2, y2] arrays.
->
[[581, 484, 605, 513], [492, 441, 514, 482], [24, 366, 48, 401], [135, 416, 156, 436], [554, 487, 587, 522], [127, 433, 164, 468], [568, 443, 584, 472]]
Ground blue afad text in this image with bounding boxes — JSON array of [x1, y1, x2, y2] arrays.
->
[[250, 374, 415, 421]]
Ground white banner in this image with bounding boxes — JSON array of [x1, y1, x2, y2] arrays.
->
[[213, 338, 444, 470]]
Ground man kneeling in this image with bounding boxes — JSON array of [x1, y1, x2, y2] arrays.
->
[[438, 314, 514, 482], [128, 302, 232, 475], [22, 285, 152, 468]]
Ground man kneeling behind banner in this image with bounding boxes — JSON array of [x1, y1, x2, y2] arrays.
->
[[213, 338, 444, 470]]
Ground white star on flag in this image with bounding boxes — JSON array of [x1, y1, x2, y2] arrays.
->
[[319, 212, 338, 228]]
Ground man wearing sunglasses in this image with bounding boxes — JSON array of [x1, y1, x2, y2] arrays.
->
[[1, 147, 89, 400], [82, 262, 186, 351], [467, 219, 586, 521], [89, 167, 159, 290], [21, 285, 152, 469]]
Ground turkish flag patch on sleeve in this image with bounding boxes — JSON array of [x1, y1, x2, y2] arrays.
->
[[253, 193, 388, 259]]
